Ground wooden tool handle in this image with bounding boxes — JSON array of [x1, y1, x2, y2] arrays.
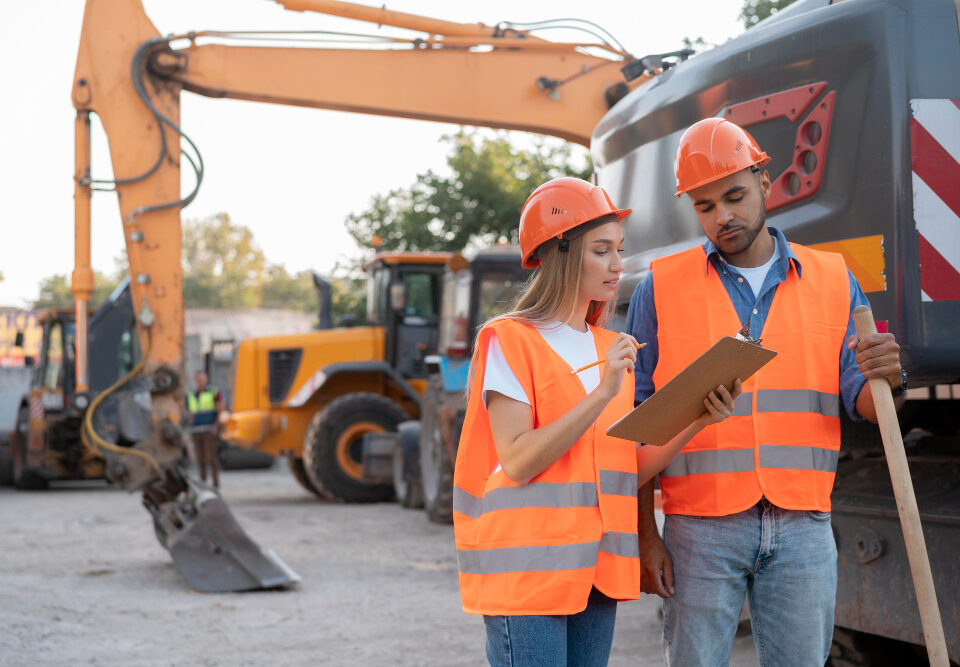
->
[[852, 305, 948, 666]]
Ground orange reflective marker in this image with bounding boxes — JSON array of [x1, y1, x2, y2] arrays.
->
[[571, 343, 647, 374]]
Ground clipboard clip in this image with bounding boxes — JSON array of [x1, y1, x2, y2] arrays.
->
[[736, 321, 762, 347]]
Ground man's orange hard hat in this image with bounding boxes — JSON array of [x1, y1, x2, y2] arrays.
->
[[519, 177, 631, 269], [674, 117, 771, 196]]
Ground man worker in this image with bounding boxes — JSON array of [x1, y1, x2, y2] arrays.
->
[[187, 370, 224, 488], [625, 117, 906, 666]]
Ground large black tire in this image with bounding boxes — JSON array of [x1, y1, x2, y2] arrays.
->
[[393, 439, 424, 509], [420, 377, 456, 524], [287, 452, 329, 499], [12, 405, 47, 491], [0, 437, 12, 486], [302, 393, 408, 503]]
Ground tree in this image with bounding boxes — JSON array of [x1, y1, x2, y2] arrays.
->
[[739, 0, 798, 28], [345, 131, 591, 254], [682, 36, 710, 52], [259, 264, 316, 311], [330, 276, 367, 326], [33, 272, 122, 309], [182, 213, 266, 308]]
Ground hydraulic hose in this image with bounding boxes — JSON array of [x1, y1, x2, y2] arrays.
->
[[82, 328, 160, 474]]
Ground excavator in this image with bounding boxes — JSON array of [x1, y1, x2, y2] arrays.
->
[[69, 0, 667, 592]]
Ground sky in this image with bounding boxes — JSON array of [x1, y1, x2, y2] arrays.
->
[[0, 0, 746, 307]]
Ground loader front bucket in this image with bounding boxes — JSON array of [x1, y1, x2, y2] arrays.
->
[[147, 477, 300, 593]]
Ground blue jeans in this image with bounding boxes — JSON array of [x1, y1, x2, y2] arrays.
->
[[662, 498, 837, 666], [483, 587, 618, 666]]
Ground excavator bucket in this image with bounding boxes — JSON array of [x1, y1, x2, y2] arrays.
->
[[148, 476, 300, 593]]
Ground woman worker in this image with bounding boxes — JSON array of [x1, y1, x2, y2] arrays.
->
[[453, 177, 741, 666]]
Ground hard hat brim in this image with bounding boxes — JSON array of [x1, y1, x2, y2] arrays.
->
[[521, 208, 631, 269], [675, 154, 772, 196]]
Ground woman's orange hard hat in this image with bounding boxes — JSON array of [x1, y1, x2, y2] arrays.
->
[[518, 177, 631, 269]]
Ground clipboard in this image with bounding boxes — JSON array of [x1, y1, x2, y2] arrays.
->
[[606, 336, 777, 445]]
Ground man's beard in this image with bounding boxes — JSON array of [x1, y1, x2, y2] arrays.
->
[[719, 199, 767, 256]]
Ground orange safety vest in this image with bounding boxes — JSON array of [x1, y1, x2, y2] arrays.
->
[[651, 243, 850, 516], [453, 318, 641, 616]]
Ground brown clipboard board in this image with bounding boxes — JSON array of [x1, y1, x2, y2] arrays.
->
[[606, 336, 777, 445]]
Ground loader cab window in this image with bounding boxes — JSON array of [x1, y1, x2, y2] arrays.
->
[[63, 323, 76, 391], [397, 271, 439, 326], [439, 269, 472, 357], [388, 266, 443, 379], [367, 267, 391, 326], [42, 322, 64, 391], [475, 271, 525, 328]]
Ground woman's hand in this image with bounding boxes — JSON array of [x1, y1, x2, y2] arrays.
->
[[597, 333, 640, 401], [695, 379, 742, 427]]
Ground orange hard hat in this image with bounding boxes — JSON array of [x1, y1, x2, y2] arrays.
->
[[674, 118, 771, 196], [519, 177, 631, 269]]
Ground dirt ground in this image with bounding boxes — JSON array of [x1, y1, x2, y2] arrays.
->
[[0, 461, 759, 666]]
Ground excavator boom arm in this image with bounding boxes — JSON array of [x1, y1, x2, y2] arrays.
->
[[70, 0, 645, 592], [162, 43, 628, 146]]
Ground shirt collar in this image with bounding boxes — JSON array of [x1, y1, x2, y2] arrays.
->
[[701, 226, 802, 279]]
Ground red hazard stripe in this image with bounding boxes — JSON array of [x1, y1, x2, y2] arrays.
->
[[952, 99, 960, 113], [911, 118, 960, 219], [918, 233, 960, 301]]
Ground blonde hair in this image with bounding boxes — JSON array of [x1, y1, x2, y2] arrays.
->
[[466, 234, 616, 399], [511, 235, 614, 327], [479, 233, 616, 340]]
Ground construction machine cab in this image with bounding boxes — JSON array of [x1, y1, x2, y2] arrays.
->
[[438, 245, 530, 360], [32, 311, 76, 412], [11, 280, 139, 490], [380, 246, 530, 518], [364, 253, 447, 381]]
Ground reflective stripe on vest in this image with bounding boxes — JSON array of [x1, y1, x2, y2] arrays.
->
[[599, 531, 640, 558], [726, 389, 839, 417], [458, 541, 600, 575], [651, 243, 849, 515], [452, 470, 637, 519], [452, 318, 641, 616], [453, 481, 598, 519], [457, 530, 642, 577], [599, 470, 639, 496], [756, 389, 839, 417], [661, 444, 840, 478]]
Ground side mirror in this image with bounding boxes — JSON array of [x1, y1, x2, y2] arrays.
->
[[24, 355, 35, 367], [14, 330, 24, 348]]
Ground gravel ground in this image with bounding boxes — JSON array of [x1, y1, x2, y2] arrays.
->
[[0, 461, 758, 666]]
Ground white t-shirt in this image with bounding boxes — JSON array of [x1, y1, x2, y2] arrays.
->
[[728, 244, 780, 299], [482, 321, 601, 407]]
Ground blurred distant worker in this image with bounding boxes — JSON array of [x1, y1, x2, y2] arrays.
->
[[453, 177, 740, 667], [188, 370, 224, 488], [626, 118, 905, 666]]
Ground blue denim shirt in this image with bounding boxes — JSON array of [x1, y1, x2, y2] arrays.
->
[[625, 227, 868, 420]]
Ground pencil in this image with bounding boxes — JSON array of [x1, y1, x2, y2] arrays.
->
[[571, 343, 647, 374]]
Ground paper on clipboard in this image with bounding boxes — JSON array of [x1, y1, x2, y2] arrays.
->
[[606, 336, 776, 445]]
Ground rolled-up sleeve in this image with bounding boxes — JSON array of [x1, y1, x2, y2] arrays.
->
[[625, 273, 659, 406], [840, 270, 870, 421]]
